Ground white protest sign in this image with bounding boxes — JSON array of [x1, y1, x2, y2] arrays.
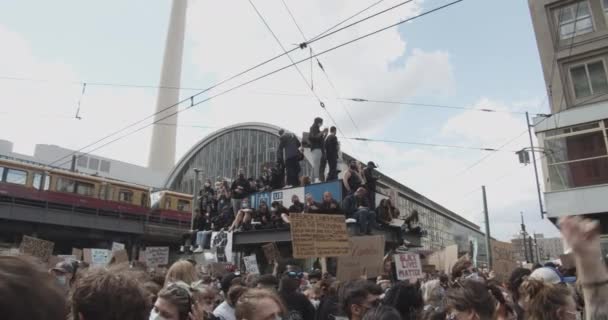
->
[[111, 242, 125, 252], [145, 247, 169, 267], [243, 255, 260, 274], [91, 249, 111, 266], [394, 253, 424, 282], [58, 255, 77, 262]]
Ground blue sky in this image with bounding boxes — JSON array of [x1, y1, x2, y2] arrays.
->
[[0, 0, 559, 240]]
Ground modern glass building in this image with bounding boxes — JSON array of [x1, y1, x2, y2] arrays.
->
[[166, 122, 487, 264]]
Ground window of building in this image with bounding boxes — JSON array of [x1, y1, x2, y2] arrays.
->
[[32, 172, 50, 190], [603, 0, 608, 12], [75, 181, 95, 197], [570, 60, 608, 99], [76, 156, 88, 168], [100, 160, 111, 173], [140, 192, 148, 207], [177, 199, 191, 212], [545, 120, 608, 190], [5, 169, 27, 185], [118, 189, 134, 203], [88, 157, 100, 170], [558, 1, 593, 40]]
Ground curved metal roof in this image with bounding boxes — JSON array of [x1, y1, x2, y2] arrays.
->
[[164, 122, 287, 188]]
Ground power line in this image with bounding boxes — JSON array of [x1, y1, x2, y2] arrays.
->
[[279, 0, 366, 153], [308, 0, 387, 42], [345, 137, 515, 152], [247, 0, 361, 156], [345, 97, 536, 115], [54, 0, 466, 167], [47, 0, 425, 167]]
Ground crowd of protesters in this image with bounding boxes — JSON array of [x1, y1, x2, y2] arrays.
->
[[185, 117, 412, 252], [1, 215, 606, 320]]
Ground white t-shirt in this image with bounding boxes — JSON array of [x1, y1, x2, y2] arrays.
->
[[213, 301, 236, 320]]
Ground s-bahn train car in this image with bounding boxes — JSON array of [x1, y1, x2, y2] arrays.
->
[[150, 190, 192, 226], [0, 157, 192, 226]]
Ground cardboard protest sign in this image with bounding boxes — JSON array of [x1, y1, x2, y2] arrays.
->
[[389, 219, 405, 227], [111, 242, 125, 252], [72, 248, 83, 260], [109, 249, 129, 265], [426, 244, 458, 274], [422, 264, 436, 274], [243, 255, 260, 274], [490, 240, 518, 281], [19, 235, 54, 262], [145, 247, 169, 267], [58, 255, 77, 262], [290, 213, 349, 258], [394, 253, 424, 282], [84, 249, 111, 266], [262, 243, 280, 263], [337, 235, 385, 281]]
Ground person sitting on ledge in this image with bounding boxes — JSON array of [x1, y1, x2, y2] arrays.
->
[[229, 198, 254, 232], [342, 187, 376, 235]]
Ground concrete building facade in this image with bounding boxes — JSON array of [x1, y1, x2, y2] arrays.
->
[[528, 0, 608, 256]]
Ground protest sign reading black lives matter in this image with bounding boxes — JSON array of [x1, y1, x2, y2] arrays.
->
[[290, 213, 350, 258], [394, 252, 424, 282]]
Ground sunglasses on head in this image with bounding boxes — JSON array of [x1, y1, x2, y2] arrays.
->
[[286, 271, 304, 279]]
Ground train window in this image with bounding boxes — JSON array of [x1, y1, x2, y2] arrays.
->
[[177, 199, 191, 212], [140, 192, 148, 207], [118, 189, 133, 203], [164, 198, 171, 210], [5, 169, 27, 185], [0, 167, 4, 180], [75, 182, 95, 197], [56, 177, 75, 193], [32, 173, 50, 190]]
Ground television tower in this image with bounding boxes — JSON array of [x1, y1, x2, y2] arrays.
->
[[148, 0, 187, 172]]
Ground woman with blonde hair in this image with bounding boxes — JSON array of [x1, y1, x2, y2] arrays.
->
[[235, 288, 286, 320], [519, 279, 576, 320], [165, 260, 198, 286]]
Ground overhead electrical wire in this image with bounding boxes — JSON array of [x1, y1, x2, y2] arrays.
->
[[344, 137, 515, 152], [247, 0, 363, 157], [53, 0, 466, 167], [46, 0, 432, 167], [279, 0, 366, 154]]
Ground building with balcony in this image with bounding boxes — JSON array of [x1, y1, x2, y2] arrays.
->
[[529, 0, 608, 255]]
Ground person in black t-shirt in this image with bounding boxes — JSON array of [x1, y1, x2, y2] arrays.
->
[[279, 274, 315, 320]]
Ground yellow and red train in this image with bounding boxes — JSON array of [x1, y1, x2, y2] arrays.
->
[[0, 157, 192, 226]]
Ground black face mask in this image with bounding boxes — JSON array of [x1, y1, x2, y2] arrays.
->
[[350, 164, 357, 170]]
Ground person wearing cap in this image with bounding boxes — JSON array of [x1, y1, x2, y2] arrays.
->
[[50, 260, 76, 293], [363, 161, 378, 206], [529, 266, 576, 285]]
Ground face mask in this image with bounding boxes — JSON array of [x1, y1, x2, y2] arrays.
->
[[310, 299, 320, 309], [149, 309, 168, 320], [56, 275, 67, 286], [204, 183, 210, 187], [350, 164, 357, 169]]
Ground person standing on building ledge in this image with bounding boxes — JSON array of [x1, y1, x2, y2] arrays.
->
[[308, 117, 327, 183], [324, 126, 340, 181], [278, 129, 302, 187], [230, 169, 251, 214], [363, 161, 378, 206], [343, 159, 363, 195]]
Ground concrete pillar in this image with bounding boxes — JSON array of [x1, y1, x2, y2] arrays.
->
[[148, 0, 188, 172]]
